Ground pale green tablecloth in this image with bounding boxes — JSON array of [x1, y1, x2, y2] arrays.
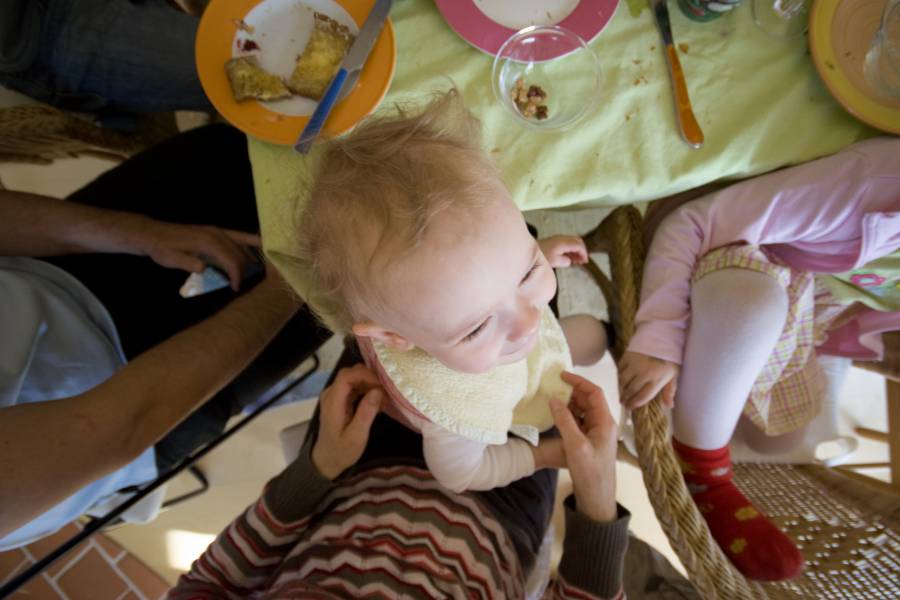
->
[[251, 0, 874, 299]]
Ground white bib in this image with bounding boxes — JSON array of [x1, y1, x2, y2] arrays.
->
[[367, 306, 573, 445]]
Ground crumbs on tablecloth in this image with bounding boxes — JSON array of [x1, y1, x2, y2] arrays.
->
[[511, 78, 549, 120], [632, 75, 648, 86], [678, 43, 689, 54], [233, 19, 255, 34], [632, 58, 643, 65]]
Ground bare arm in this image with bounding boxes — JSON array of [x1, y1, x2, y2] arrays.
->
[[0, 188, 154, 257], [0, 272, 300, 537], [0, 188, 260, 289]]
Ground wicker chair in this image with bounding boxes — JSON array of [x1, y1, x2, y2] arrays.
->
[[584, 206, 900, 600], [0, 104, 178, 165]]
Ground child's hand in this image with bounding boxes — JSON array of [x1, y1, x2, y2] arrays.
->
[[550, 372, 618, 522], [618, 351, 679, 409], [311, 365, 384, 480], [538, 235, 588, 268]]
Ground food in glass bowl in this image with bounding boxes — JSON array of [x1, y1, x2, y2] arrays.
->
[[510, 77, 549, 120]]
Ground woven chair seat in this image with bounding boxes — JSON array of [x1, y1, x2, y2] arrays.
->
[[584, 206, 900, 600], [0, 104, 178, 164]]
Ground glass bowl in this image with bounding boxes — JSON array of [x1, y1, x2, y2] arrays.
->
[[492, 25, 602, 132]]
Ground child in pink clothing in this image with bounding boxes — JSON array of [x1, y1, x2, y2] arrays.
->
[[619, 137, 900, 582]]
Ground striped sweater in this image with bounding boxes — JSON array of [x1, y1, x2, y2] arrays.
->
[[168, 449, 629, 599]]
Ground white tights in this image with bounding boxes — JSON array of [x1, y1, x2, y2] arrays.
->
[[672, 268, 789, 450]]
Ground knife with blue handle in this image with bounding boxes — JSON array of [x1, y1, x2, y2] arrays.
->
[[294, 0, 393, 154]]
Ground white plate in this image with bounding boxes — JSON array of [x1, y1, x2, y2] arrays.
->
[[233, 0, 359, 116]]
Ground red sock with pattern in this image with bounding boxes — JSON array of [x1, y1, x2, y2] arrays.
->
[[673, 437, 804, 581]]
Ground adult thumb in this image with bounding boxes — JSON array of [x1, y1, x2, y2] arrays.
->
[[347, 388, 382, 439]]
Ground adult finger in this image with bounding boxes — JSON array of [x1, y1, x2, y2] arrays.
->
[[344, 388, 383, 442], [330, 365, 382, 400], [319, 366, 378, 433], [550, 398, 587, 448], [562, 372, 605, 411], [561, 370, 602, 394], [221, 229, 262, 248], [206, 229, 251, 290], [165, 252, 206, 274], [574, 388, 614, 432], [185, 230, 246, 290], [317, 385, 344, 433]]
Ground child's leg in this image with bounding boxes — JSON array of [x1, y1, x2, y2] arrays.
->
[[673, 267, 803, 581], [560, 314, 609, 366], [674, 268, 789, 449]]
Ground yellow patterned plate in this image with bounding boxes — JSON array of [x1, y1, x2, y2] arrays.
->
[[809, 0, 900, 134]]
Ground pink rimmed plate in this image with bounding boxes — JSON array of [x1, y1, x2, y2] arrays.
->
[[434, 0, 619, 58]]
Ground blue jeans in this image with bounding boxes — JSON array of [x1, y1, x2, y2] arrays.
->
[[0, 0, 212, 113]]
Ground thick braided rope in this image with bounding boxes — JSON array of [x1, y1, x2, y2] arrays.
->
[[590, 206, 770, 600]]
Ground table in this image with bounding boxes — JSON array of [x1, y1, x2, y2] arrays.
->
[[251, 0, 876, 300]]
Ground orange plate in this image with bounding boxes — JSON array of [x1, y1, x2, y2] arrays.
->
[[196, 0, 396, 145]]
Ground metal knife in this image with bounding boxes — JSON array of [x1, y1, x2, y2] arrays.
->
[[294, 0, 393, 154], [649, 0, 704, 149]]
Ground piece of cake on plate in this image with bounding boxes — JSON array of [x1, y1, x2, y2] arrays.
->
[[225, 56, 292, 102], [288, 12, 355, 100]]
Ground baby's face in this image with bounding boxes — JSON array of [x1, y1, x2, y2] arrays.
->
[[360, 190, 556, 373]]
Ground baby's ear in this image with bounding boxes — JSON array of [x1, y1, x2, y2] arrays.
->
[[352, 322, 415, 351]]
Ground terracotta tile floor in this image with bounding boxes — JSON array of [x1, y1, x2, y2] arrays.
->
[[0, 522, 169, 600]]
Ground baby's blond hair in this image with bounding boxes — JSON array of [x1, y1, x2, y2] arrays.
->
[[293, 90, 502, 333]]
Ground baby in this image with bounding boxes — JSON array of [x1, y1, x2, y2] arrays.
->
[[619, 137, 900, 582], [293, 90, 609, 492]]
